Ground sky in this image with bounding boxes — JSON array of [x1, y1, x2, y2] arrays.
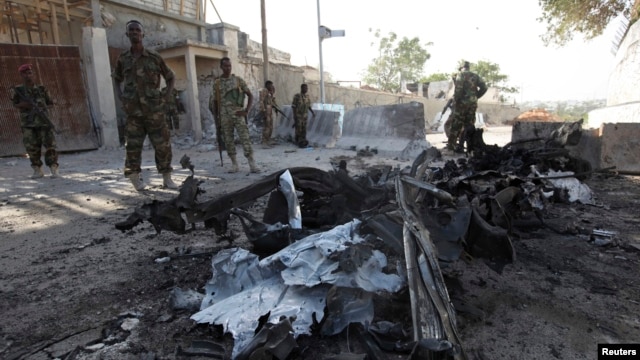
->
[[205, 0, 623, 102]]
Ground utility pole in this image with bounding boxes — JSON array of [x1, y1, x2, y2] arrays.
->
[[261, 0, 269, 85], [317, 0, 324, 104], [316, 0, 344, 104]]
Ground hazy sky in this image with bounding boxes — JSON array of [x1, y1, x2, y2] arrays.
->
[[206, 0, 622, 102]]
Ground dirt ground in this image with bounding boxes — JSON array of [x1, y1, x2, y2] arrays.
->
[[1, 126, 639, 360]]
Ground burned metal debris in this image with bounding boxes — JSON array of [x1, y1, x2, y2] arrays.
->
[[115, 119, 604, 359]]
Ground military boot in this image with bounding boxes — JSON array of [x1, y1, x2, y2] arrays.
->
[[228, 155, 239, 173], [31, 166, 44, 179], [162, 173, 179, 189], [49, 164, 60, 178], [248, 155, 261, 174], [127, 173, 145, 191]]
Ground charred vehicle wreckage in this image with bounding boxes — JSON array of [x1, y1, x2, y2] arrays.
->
[[115, 120, 607, 359]]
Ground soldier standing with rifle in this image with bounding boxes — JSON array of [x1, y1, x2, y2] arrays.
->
[[258, 80, 286, 148], [10, 63, 60, 179], [112, 20, 179, 191], [447, 61, 487, 153], [291, 83, 315, 148], [210, 57, 260, 173]]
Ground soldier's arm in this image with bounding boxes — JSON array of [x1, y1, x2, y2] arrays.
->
[[477, 76, 488, 98], [42, 86, 54, 108], [291, 94, 300, 119], [10, 88, 27, 110], [159, 58, 175, 101], [112, 59, 125, 101], [243, 88, 253, 114]]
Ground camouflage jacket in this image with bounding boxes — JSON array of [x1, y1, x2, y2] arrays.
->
[[211, 75, 249, 117], [292, 92, 311, 119], [112, 48, 175, 116], [258, 87, 277, 112], [454, 70, 487, 106], [10, 84, 53, 128]]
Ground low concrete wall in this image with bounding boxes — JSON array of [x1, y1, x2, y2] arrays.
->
[[273, 106, 342, 148], [337, 101, 429, 160], [273, 102, 430, 160], [587, 102, 640, 129], [511, 120, 640, 174], [599, 123, 640, 174]]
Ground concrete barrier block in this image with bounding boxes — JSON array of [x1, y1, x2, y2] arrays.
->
[[599, 123, 640, 174], [510, 121, 566, 149], [336, 101, 430, 160]]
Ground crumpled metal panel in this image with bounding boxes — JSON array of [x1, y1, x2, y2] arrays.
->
[[192, 220, 405, 358], [278, 169, 302, 229]]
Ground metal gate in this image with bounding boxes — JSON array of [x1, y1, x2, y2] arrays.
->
[[0, 43, 100, 157]]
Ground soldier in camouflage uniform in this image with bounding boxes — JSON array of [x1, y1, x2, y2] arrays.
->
[[447, 61, 487, 152], [163, 87, 180, 131], [10, 63, 60, 179], [258, 80, 277, 148], [210, 57, 260, 173], [112, 20, 178, 191], [291, 83, 315, 148]]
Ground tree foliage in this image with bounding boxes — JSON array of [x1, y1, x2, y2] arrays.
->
[[470, 60, 518, 95], [363, 29, 432, 93], [420, 72, 450, 83], [537, 0, 639, 46]]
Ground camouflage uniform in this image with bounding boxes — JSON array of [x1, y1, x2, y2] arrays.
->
[[10, 84, 58, 168], [292, 92, 312, 146], [212, 75, 253, 158], [112, 48, 175, 177], [448, 69, 487, 148], [258, 87, 277, 144], [164, 88, 180, 130]]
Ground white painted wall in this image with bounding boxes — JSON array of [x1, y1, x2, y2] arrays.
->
[[588, 20, 640, 128]]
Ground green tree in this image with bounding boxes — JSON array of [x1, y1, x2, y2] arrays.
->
[[537, 0, 640, 46], [420, 72, 451, 83], [363, 29, 432, 93]]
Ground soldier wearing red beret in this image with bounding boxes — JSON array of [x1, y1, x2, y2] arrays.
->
[[10, 64, 60, 178]]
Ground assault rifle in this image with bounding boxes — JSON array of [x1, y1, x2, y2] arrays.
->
[[212, 80, 225, 167], [441, 98, 454, 115], [430, 98, 454, 132], [272, 104, 289, 121], [11, 86, 58, 133]]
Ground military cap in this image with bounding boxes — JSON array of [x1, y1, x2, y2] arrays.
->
[[18, 64, 33, 73]]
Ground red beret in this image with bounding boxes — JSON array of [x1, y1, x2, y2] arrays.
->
[[18, 64, 33, 73]]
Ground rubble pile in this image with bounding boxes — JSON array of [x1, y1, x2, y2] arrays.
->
[[111, 120, 601, 359]]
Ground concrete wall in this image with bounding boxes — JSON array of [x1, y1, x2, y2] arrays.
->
[[588, 20, 640, 128], [606, 20, 640, 106]]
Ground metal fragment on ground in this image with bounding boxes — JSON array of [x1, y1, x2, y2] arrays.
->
[[192, 221, 405, 358]]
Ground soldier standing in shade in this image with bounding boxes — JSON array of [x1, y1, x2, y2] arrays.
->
[[163, 87, 181, 131], [10, 63, 60, 179], [447, 61, 487, 152], [258, 80, 277, 148], [210, 57, 260, 173], [291, 83, 315, 148], [112, 20, 179, 191]]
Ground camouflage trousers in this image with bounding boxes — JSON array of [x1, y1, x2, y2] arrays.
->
[[124, 112, 173, 176], [22, 126, 57, 167], [448, 103, 477, 146], [261, 107, 273, 143], [221, 112, 253, 158], [294, 115, 308, 146], [166, 110, 179, 130]]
